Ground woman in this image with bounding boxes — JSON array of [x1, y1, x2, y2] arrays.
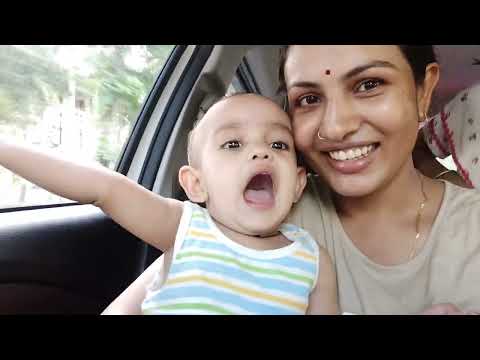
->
[[281, 45, 480, 315], [103, 45, 480, 315]]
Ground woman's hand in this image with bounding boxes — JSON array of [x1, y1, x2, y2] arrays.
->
[[419, 303, 479, 315]]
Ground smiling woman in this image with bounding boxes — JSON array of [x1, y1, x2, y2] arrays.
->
[[283, 46, 434, 198], [278, 45, 480, 314]]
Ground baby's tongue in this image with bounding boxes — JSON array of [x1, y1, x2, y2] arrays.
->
[[244, 174, 274, 208]]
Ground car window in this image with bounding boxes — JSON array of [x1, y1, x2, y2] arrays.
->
[[226, 72, 249, 95], [0, 45, 175, 209]]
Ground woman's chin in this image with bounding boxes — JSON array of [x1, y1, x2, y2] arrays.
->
[[326, 175, 381, 198], [334, 187, 375, 198]]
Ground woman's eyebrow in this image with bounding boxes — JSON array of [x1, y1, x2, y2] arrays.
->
[[288, 80, 321, 91], [288, 60, 398, 90], [341, 60, 398, 81]]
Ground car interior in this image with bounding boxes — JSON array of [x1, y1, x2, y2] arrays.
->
[[0, 45, 479, 314]]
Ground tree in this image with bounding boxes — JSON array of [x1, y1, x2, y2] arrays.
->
[[0, 45, 69, 131], [83, 45, 174, 167], [0, 44, 176, 206], [0, 44, 175, 166]]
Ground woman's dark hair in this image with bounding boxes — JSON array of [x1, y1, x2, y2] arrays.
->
[[278, 45, 437, 94], [398, 45, 437, 84]]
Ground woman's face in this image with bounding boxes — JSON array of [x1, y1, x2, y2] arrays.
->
[[284, 45, 437, 197]]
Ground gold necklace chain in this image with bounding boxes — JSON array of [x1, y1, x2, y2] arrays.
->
[[409, 171, 428, 260]]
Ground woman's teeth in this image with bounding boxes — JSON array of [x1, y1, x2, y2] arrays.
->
[[329, 144, 375, 161]]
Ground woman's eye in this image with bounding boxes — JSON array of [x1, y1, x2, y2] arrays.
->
[[356, 79, 384, 93], [297, 94, 320, 107], [222, 140, 241, 149], [271, 141, 289, 150]]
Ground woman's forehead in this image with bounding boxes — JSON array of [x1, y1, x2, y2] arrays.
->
[[285, 45, 406, 84]]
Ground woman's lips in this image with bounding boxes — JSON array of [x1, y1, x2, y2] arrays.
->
[[325, 144, 379, 175]]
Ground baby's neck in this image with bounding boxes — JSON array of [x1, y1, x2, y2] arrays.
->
[[211, 218, 291, 251]]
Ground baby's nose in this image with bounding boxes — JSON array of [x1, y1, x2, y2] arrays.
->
[[251, 152, 269, 160]]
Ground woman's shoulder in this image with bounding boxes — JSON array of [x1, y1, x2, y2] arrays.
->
[[286, 175, 336, 248], [288, 175, 331, 219], [442, 181, 480, 220], [446, 181, 480, 206], [430, 182, 480, 262]]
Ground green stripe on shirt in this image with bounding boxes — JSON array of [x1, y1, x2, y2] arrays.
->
[[176, 251, 314, 286]]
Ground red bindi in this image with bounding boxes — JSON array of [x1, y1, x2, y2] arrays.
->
[[325, 69, 331, 75]]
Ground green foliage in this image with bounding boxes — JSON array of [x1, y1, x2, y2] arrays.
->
[[0, 45, 69, 129], [0, 45, 175, 165]]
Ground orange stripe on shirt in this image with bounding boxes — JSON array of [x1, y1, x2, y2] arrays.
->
[[166, 274, 307, 312]]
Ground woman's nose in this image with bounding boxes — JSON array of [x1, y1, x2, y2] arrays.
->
[[318, 96, 362, 142]]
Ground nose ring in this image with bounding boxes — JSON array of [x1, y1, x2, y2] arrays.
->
[[317, 129, 328, 141]]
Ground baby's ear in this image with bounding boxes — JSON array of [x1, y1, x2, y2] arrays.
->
[[178, 165, 208, 203], [294, 166, 307, 203]]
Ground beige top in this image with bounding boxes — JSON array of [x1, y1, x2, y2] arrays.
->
[[287, 176, 480, 314]]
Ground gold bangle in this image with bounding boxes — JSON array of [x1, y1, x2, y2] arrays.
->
[[435, 169, 457, 179]]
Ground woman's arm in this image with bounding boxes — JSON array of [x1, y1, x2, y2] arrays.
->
[[0, 141, 182, 251], [306, 248, 339, 315]]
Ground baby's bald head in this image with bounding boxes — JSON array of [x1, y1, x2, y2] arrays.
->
[[187, 93, 289, 168]]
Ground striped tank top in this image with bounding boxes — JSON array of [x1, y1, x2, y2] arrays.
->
[[142, 201, 319, 315]]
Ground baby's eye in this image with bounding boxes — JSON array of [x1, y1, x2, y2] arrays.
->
[[271, 141, 289, 151], [356, 78, 384, 93], [222, 140, 242, 149], [297, 94, 321, 107]]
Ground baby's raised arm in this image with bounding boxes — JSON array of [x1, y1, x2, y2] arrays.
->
[[0, 141, 182, 251]]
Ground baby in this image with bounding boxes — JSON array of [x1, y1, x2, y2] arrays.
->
[[0, 93, 338, 315]]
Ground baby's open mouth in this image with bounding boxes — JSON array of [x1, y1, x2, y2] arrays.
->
[[244, 172, 275, 209]]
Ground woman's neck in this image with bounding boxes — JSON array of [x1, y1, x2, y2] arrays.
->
[[333, 159, 423, 219]]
